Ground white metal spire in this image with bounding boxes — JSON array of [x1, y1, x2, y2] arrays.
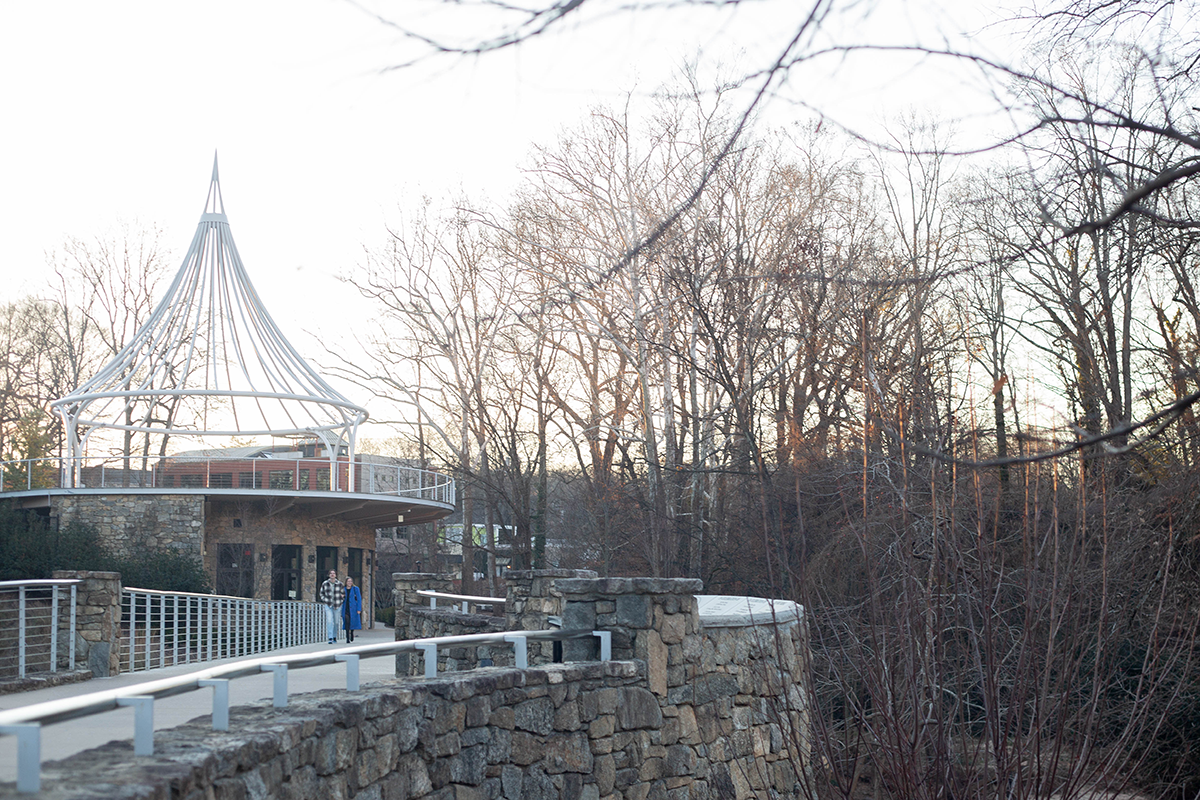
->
[[51, 155, 369, 469]]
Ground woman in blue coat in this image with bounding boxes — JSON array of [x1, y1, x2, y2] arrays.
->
[[342, 576, 363, 642]]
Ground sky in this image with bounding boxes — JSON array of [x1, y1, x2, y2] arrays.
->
[[0, 0, 1007, 357]]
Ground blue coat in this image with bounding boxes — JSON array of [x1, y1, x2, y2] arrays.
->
[[342, 585, 363, 631]]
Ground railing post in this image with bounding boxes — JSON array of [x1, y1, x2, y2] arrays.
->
[[198, 679, 230, 730], [0, 723, 41, 793], [116, 696, 154, 755], [143, 591, 150, 671], [416, 642, 437, 678], [68, 584, 77, 669], [50, 585, 59, 673], [504, 634, 528, 668], [207, 596, 213, 662], [593, 630, 612, 661], [335, 654, 360, 691], [261, 664, 288, 708], [18, 586, 26, 678], [158, 593, 165, 668]]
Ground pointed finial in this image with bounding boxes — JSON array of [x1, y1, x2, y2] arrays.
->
[[202, 150, 226, 219]]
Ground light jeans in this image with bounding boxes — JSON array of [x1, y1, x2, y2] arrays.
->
[[324, 604, 340, 642]]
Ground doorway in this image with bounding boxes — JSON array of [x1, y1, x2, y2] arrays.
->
[[316, 546, 338, 598], [271, 545, 303, 601]]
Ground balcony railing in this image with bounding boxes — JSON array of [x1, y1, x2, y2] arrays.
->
[[0, 456, 455, 506]]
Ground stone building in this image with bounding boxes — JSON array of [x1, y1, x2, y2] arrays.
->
[[1, 158, 455, 610]]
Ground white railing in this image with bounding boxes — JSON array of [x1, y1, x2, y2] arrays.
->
[[417, 589, 506, 614], [0, 456, 455, 506], [0, 627, 612, 793], [0, 580, 80, 680], [121, 588, 324, 673]]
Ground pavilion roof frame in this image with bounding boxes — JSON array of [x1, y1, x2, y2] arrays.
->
[[50, 156, 369, 485]]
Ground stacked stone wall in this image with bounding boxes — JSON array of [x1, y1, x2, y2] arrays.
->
[[399, 610, 509, 676], [7, 577, 811, 799], [52, 494, 204, 557], [504, 569, 596, 665], [51, 570, 122, 677], [391, 572, 455, 644], [14, 657, 799, 800], [556, 577, 811, 797]]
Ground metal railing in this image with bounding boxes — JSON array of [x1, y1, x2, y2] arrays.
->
[[122, 588, 324, 672], [417, 589, 506, 614], [0, 580, 80, 680], [0, 456, 455, 506], [0, 627, 612, 793]]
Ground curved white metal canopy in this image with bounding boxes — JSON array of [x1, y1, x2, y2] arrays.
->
[[51, 155, 369, 469]]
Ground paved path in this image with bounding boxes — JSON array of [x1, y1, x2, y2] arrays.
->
[[0, 625, 399, 783]]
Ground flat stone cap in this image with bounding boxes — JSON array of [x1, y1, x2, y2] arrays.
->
[[696, 595, 803, 628], [556, 577, 705, 595], [506, 569, 598, 580]]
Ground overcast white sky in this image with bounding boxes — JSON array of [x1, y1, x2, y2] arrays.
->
[[0, 0, 1005, 352]]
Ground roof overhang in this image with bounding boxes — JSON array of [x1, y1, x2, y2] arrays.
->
[[1, 488, 452, 527]]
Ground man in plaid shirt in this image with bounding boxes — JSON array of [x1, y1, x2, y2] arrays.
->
[[319, 569, 346, 644]]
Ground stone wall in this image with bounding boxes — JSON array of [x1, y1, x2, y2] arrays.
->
[[392, 573, 486, 676], [504, 569, 597, 665], [556, 577, 810, 797], [12, 657, 802, 800], [7, 577, 811, 799], [51, 570, 122, 677], [52, 494, 204, 557], [398, 610, 509, 676], [392, 572, 454, 641]]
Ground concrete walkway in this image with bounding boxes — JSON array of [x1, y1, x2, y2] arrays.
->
[[0, 625, 399, 783]]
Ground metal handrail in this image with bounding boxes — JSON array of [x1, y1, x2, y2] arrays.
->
[[0, 627, 613, 793], [0, 456, 456, 506], [417, 589, 505, 613]]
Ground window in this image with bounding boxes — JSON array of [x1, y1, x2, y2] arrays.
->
[[210, 473, 233, 488], [239, 471, 263, 489], [316, 469, 330, 491], [271, 545, 303, 601], [180, 474, 204, 488], [215, 543, 255, 598], [159, 473, 175, 488], [269, 470, 293, 490], [298, 470, 309, 490]]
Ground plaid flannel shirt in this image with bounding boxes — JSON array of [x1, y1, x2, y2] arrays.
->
[[319, 579, 346, 607]]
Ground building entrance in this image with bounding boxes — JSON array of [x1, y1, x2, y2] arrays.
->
[[272, 545, 303, 600], [316, 546, 338, 598]]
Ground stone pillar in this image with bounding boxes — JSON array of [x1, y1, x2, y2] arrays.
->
[[504, 568, 597, 664], [554, 577, 702, 698], [392, 572, 453, 675], [52, 570, 122, 677]]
